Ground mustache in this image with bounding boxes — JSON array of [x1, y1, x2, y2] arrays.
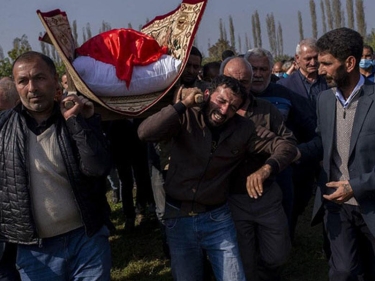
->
[[252, 77, 264, 82]]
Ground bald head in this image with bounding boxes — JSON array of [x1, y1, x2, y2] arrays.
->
[[221, 57, 253, 93]]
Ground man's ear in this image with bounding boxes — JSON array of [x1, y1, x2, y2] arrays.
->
[[204, 89, 210, 101], [346, 56, 356, 73]]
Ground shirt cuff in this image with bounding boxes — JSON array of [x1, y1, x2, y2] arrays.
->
[[265, 159, 279, 175]]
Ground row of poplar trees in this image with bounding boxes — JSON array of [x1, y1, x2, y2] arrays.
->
[[0, 0, 374, 76]]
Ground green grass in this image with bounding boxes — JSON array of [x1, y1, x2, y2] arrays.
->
[[108, 193, 329, 281], [282, 201, 329, 281]]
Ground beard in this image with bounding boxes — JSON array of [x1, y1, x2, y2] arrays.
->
[[202, 97, 228, 128], [325, 64, 350, 89]]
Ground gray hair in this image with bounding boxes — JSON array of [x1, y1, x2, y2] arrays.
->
[[296, 38, 317, 55], [244, 48, 274, 68]]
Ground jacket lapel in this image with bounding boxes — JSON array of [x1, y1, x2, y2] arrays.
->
[[349, 85, 375, 156], [323, 89, 337, 158]]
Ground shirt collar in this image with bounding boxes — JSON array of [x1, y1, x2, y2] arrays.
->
[[335, 75, 365, 108]]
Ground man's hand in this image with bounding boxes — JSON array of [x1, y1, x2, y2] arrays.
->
[[256, 125, 276, 139], [246, 164, 272, 199], [323, 180, 354, 204], [61, 94, 94, 120], [174, 86, 203, 108]]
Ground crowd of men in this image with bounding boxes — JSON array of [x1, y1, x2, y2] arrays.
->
[[1, 27, 375, 281]]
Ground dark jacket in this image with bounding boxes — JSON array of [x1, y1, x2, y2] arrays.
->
[[300, 83, 375, 235], [252, 82, 317, 144], [230, 96, 297, 194], [138, 103, 298, 218], [277, 70, 328, 115], [0, 103, 112, 244]]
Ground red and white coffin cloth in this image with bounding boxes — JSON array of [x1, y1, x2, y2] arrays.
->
[[37, 0, 207, 119]]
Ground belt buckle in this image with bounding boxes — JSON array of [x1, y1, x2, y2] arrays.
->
[[188, 211, 198, 216]]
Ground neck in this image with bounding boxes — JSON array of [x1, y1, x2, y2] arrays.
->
[[28, 109, 53, 125], [237, 97, 251, 117], [360, 67, 373, 77], [339, 73, 361, 100]]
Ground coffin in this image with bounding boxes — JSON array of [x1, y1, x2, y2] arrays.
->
[[37, 0, 207, 119]]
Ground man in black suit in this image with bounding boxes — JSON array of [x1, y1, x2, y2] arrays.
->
[[300, 27, 375, 281]]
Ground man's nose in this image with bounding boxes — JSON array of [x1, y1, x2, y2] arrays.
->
[[318, 65, 325, 75], [310, 58, 318, 66], [27, 80, 37, 92], [220, 103, 229, 115]]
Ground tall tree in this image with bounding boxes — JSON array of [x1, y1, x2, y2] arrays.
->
[[341, 8, 346, 26], [223, 25, 228, 42], [45, 42, 51, 58], [355, 0, 366, 37], [238, 34, 242, 54], [266, 13, 277, 56], [245, 33, 251, 51], [277, 22, 284, 56], [346, 0, 355, 29], [128, 23, 133, 29], [8, 35, 32, 61], [0, 35, 32, 77], [0, 46, 4, 60], [365, 29, 375, 51], [332, 0, 342, 29], [99, 21, 112, 33], [229, 15, 236, 52], [219, 18, 224, 40], [320, 0, 327, 34], [251, 14, 258, 48], [325, 0, 334, 30], [86, 23, 92, 40], [82, 27, 87, 44], [50, 46, 57, 62], [254, 11, 262, 47], [310, 0, 318, 38], [207, 38, 233, 61], [298, 11, 304, 42], [72, 20, 78, 47]]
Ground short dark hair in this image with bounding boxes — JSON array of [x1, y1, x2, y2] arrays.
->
[[316, 27, 363, 64], [203, 61, 221, 78], [12, 51, 57, 76], [363, 44, 374, 55], [190, 46, 202, 62], [208, 75, 247, 108], [222, 49, 235, 61]]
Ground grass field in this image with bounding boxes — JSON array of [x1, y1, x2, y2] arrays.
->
[[108, 194, 329, 281]]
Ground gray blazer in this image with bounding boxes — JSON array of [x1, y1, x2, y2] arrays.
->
[[302, 82, 375, 236]]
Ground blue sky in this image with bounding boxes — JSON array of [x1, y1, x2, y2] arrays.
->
[[0, 0, 374, 58]]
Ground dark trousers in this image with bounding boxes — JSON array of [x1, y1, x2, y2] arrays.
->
[[0, 243, 20, 281], [104, 119, 154, 219], [291, 163, 317, 237], [276, 166, 294, 236], [229, 183, 291, 281], [324, 202, 375, 281]]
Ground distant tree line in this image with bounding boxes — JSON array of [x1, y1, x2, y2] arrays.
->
[[205, 0, 372, 62], [0, 0, 375, 76]]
